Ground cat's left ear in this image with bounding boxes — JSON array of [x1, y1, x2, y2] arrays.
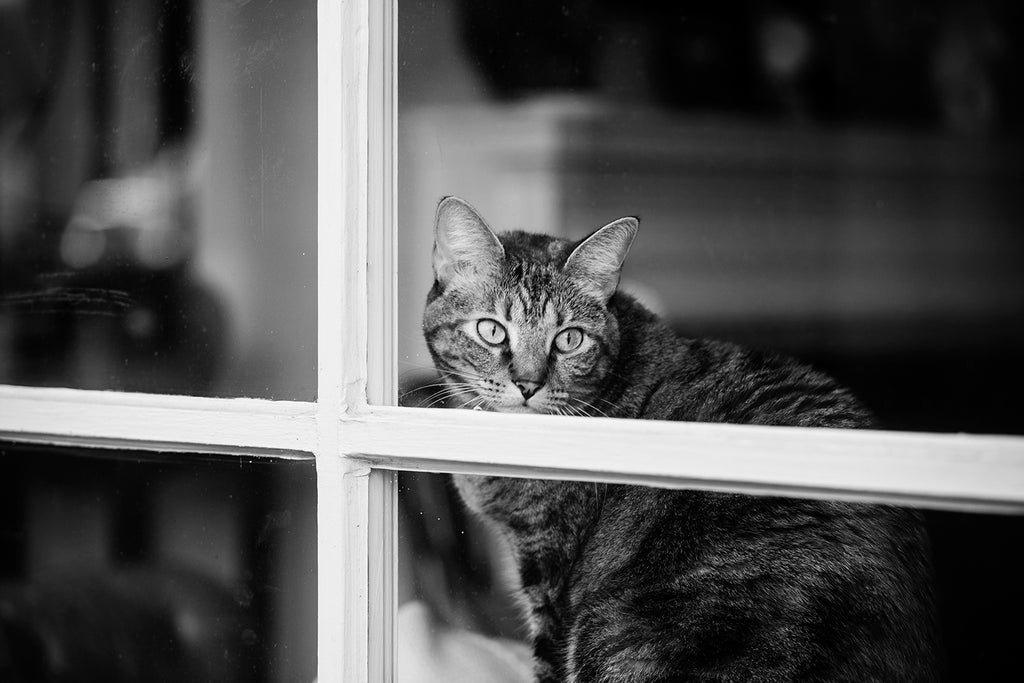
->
[[564, 217, 638, 302]]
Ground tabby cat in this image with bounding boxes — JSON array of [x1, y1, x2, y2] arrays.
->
[[422, 197, 940, 682]]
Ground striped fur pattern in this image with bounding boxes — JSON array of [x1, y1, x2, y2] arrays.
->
[[423, 198, 940, 682]]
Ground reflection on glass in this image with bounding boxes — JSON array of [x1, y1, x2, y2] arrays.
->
[[399, 471, 1024, 682], [397, 0, 1024, 434], [0, 0, 316, 399], [0, 442, 316, 683], [398, 472, 531, 683]]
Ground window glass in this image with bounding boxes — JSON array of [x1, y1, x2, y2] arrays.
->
[[0, 0, 316, 399], [0, 441, 316, 683], [396, 2, 1024, 681], [398, 471, 1024, 681], [397, 0, 1024, 437]]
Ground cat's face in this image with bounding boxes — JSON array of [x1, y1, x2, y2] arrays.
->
[[423, 197, 637, 416]]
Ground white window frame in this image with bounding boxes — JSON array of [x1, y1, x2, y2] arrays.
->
[[1, 1, 1023, 681]]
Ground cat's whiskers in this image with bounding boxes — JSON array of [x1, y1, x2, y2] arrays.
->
[[398, 381, 460, 401], [437, 366, 490, 382], [400, 366, 491, 405], [569, 396, 610, 418], [419, 383, 480, 409], [557, 403, 581, 419], [401, 378, 480, 395], [397, 363, 486, 387], [420, 393, 465, 410], [458, 394, 490, 411], [575, 393, 619, 413]]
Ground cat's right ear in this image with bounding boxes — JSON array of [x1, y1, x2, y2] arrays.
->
[[564, 216, 639, 302], [433, 197, 505, 286]]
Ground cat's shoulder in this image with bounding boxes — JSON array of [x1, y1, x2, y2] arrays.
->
[[607, 301, 874, 428], [669, 338, 874, 428]]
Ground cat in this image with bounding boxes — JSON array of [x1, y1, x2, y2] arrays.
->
[[422, 196, 940, 682]]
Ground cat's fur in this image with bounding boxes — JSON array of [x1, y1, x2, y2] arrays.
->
[[423, 197, 940, 682]]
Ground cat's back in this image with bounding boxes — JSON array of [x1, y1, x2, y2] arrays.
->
[[607, 294, 874, 429], [567, 486, 939, 682]]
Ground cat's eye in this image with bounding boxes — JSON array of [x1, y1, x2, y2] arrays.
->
[[476, 318, 507, 345], [554, 327, 585, 353]]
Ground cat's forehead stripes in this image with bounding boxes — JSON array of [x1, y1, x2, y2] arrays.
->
[[500, 256, 564, 323], [506, 285, 555, 324]]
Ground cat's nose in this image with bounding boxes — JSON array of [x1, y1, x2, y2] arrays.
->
[[514, 380, 541, 400]]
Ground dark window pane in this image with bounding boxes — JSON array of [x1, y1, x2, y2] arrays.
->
[[399, 470, 1024, 682], [0, 442, 316, 683], [397, 0, 1024, 436], [0, 0, 316, 399]]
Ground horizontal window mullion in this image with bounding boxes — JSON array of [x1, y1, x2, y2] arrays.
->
[[0, 385, 317, 454], [341, 406, 1024, 514]]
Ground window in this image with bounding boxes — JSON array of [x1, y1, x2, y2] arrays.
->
[[2, 2, 1023, 683]]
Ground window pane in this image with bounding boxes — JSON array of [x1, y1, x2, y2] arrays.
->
[[398, 471, 1023, 681], [397, 0, 1024, 437], [0, 442, 316, 683], [0, 0, 316, 399]]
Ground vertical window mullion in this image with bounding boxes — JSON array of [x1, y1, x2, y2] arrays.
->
[[367, 0, 398, 409], [366, 0, 399, 680], [369, 469, 398, 681], [316, 0, 372, 681]]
